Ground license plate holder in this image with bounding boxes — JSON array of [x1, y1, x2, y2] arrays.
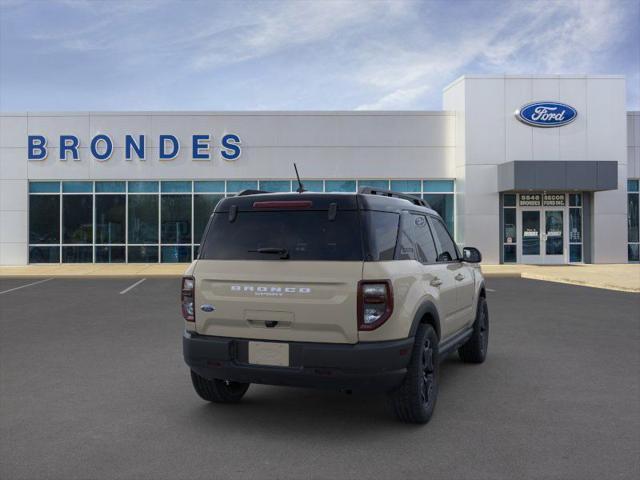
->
[[248, 341, 289, 367]]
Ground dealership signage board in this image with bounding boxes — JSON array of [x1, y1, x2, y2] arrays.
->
[[515, 102, 577, 127], [519, 193, 566, 207], [26, 133, 242, 161]]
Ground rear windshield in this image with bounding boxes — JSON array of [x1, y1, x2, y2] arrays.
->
[[199, 210, 400, 262], [199, 210, 364, 261]]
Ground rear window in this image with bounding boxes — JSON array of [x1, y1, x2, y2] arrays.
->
[[199, 210, 364, 261]]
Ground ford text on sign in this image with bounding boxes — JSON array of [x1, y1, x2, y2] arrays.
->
[[515, 102, 577, 128]]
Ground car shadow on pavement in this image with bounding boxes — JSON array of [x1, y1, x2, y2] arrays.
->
[[181, 355, 473, 437]]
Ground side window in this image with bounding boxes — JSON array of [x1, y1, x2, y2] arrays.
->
[[395, 212, 416, 260], [412, 214, 438, 263], [428, 216, 458, 262]]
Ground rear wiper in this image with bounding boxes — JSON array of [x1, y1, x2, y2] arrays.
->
[[248, 247, 290, 259]]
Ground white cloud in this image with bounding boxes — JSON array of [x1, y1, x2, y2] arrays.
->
[[353, 0, 630, 109], [356, 85, 430, 110]]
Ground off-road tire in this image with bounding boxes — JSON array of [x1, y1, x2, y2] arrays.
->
[[387, 324, 439, 424], [458, 296, 489, 364], [190, 370, 250, 403]]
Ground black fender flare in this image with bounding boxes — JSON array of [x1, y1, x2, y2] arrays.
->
[[408, 301, 441, 340], [478, 280, 486, 299]]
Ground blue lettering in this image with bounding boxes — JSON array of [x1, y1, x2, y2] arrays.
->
[[159, 134, 179, 160], [28, 135, 47, 160], [90, 134, 113, 161], [125, 135, 145, 160], [192, 134, 210, 160], [60, 135, 79, 161], [221, 134, 241, 160]]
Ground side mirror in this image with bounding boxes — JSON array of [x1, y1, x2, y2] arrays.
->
[[462, 247, 482, 263]]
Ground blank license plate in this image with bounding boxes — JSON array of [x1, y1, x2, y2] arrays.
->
[[248, 341, 289, 367]]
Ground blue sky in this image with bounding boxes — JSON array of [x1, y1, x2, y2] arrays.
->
[[1, 0, 638, 111]]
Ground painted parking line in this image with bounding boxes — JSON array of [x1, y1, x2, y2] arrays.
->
[[0, 278, 54, 295], [486, 288, 496, 292], [119, 278, 146, 295]]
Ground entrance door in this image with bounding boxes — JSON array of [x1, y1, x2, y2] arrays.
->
[[521, 210, 543, 263], [543, 210, 564, 264], [519, 209, 566, 264]]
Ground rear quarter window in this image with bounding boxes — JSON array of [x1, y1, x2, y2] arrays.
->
[[362, 211, 400, 261]]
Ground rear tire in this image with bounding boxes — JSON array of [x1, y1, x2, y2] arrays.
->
[[387, 324, 439, 424], [458, 296, 489, 364], [190, 370, 250, 403]]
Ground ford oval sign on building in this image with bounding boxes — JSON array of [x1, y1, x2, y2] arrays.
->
[[515, 101, 577, 127]]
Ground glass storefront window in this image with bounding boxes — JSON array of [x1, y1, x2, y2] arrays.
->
[[128, 246, 158, 263], [504, 194, 516, 207], [161, 246, 191, 263], [161, 181, 191, 193], [29, 182, 60, 193], [29, 246, 59, 263], [194, 181, 224, 193], [27, 178, 455, 263], [629, 181, 639, 261], [570, 244, 582, 263], [391, 180, 421, 192], [29, 195, 59, 243], [63, 195, 92, 244], [161, 195, 191, 244], [569, 208, 582, 243], [62, 246, 93, 263], [325, 180, 356, 192], [260, 180, 291, 192], [423, 180, 454, 193], [359, 180, 389, 190], [628, 192, 639, 243], [128, 181, 159, 193], [95, 246, 125, 263], [95, 181, 126, 193], [503, 208, 516, 243], [423, 193, 454, 235], [95, 195, 125, 244], [62, 181, 92, 193], [128, 195, 158, 244], [301, 180, 323, 192], [569, 194, 582, 207], [227, 180, 257, 193], [504, 244, 516, 263]]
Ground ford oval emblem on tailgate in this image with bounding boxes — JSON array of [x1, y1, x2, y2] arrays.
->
[[200, 304, 215, 312]]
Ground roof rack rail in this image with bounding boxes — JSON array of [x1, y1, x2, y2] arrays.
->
[[358, 187, 430, 208], [236, 189, 270, 196]]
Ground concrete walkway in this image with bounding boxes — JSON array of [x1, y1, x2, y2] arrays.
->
[[0, 263, 191, 277], [482, 264, 640, 293], [0, 263, 638, 292]]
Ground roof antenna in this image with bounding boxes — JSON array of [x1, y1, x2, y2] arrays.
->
[[294, 163, 306, 193]]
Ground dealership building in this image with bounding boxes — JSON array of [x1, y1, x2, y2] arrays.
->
[[0, 74, 638, 265]]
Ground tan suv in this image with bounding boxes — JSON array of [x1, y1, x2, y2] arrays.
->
[[182, 187, 488, 424]]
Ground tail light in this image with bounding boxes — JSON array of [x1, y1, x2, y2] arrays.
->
[[181, 276, 195, 322], [357, 280, 393, 331]]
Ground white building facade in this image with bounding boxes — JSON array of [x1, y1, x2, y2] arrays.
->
[[1, 75, 638, 265]]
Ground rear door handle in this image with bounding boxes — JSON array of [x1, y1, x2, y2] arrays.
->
[[430, 278, 443, 287], [455, 273, 465, 281]]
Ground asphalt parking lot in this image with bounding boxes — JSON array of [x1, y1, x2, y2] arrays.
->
[[0, 276, 638, 480]]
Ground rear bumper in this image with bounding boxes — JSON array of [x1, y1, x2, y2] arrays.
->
[[183, 331, 414, 393]]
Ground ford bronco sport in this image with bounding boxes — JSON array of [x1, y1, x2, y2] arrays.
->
[[182, 187, 488, 424]]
